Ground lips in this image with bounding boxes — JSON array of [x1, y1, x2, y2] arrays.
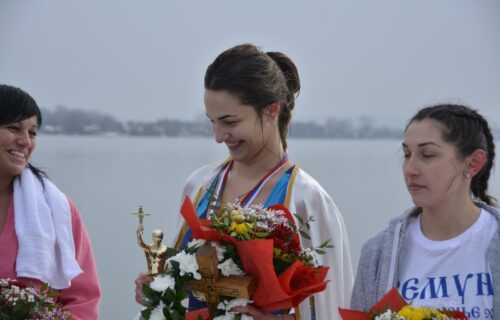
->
[[225, 141, 242, 150], [408, 183, 425, 192], [8, 149, 27, 161]]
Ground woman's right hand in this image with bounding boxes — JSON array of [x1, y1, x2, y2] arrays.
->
[[135, 272, 154, 305]]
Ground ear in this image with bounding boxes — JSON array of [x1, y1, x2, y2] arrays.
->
[[467, 149, 487, 177], [263, 101, 281, 118]]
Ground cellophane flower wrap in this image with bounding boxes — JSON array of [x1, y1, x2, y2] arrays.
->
[[339, 288, 468, 320], [181, 196, 332, 311], [0, 278, 72, 320]]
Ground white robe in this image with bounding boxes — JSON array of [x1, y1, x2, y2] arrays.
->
[[175, 160, 353, 320]]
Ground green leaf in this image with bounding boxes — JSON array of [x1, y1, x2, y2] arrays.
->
[[47, 289, 60, 298], [141, 307, 153, 320], [319, 239, 331, 247], [299, 230, 311, 240], [164, 288, 176, 301], [255, 232, 269, 238], [170, 309, 181, 320], [143, 283, 161, 303], [314, 248, 326, 254], [293, 213, 304, 225], [167, 247, 179, 258]]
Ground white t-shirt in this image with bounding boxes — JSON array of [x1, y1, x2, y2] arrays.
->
[[397, 209, 497, 320]]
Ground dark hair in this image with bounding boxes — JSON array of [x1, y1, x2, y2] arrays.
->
[[406, 104, 496, 206], [204, 44, 300, 150], [0, 84, 46, 181]]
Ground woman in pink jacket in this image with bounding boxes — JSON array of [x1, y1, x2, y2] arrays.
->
[[0, 84, 101, 319]]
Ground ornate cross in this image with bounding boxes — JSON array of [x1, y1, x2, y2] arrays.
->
[[131, 205, 151, 226], [188, 244, 255, 316]]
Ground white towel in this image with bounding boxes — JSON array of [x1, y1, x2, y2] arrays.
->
[[13, 168, 83, 289]]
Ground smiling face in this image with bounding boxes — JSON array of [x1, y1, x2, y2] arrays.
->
[[205, 90, 279, 163], [0, 116, 38, 182], [402, 119, 470, 209]]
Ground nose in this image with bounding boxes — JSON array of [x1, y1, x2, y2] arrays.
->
[[213, 123, 228, 144], [16, 130, 32, 147], [403, 156, 419, 178]]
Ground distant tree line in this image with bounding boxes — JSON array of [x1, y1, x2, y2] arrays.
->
[[40, 106, 499, 139]]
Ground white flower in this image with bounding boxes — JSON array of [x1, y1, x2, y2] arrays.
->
[[211, 241, 227, 262], [187, 238, 206, 250], [299, 248, 319, 267], [214, 299, 253, 320], [149, 302, 166, 320], [218, 259, 245, 276], [0, 278, 11, 286], [149, 274, 175, 292], [374, 309, 399, 320], [255, 222, 269, 231], [168, 251, 201, 280], [217, 298, 252, 311]]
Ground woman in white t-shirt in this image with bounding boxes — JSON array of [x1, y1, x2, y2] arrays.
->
[[351, 104, 499, 319]]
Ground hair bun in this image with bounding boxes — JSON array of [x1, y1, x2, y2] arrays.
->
[[266, 51, 300, 96]]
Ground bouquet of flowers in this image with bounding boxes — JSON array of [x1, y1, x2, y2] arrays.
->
[[140, 196, 333, 320], [339, 288, 468, 320], [0, 278, 72, 320]]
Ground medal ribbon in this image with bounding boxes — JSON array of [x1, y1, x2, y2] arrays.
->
[[213, 155, 289, 208]]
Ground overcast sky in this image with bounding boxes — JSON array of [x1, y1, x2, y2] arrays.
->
[[1, 0, 499, 127]]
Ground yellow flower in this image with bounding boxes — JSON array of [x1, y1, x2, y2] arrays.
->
[[228, 222, 237, 232], [228, 222, 252, 235], [396, 306, 446, 320]]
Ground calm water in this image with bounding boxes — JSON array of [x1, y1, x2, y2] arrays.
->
[[31, 136, 499, 319]]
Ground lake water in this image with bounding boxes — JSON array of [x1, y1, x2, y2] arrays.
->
[[31, 135, 499, 319]]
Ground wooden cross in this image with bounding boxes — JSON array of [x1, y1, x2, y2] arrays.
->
[[188, 244, 255, 316], [130, 205, 151, 226]]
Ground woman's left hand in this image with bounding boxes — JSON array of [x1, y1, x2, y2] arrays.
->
[[232, 306, 295, 320]]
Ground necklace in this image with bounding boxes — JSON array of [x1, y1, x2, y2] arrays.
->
[[217, 154, 289, 207]]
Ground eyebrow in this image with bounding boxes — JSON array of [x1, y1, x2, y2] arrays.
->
[[7, 121, 38, 128], [205, 113, 238, 121], [402, 142, 442, 148]]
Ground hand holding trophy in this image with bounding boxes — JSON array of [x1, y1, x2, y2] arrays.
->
[[131, 206, 168, 275]]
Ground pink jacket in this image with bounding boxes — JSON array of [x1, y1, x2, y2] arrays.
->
[[0, 198, 101, 319]]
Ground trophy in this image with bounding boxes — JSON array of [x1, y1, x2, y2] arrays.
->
[[130, 204, 255, 317], [131, 205, 168, 275]]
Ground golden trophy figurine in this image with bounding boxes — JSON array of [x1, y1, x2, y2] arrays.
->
[[131, 206, 168, 275]]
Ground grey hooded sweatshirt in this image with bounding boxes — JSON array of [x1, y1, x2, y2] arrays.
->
[[351, 202, 500, 316]]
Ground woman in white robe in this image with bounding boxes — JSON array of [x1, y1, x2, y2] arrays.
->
[[136, 43, 353, 319], [176, 161, 353, 319]]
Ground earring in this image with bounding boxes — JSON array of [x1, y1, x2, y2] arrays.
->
[[466, 171, 471, 179]]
